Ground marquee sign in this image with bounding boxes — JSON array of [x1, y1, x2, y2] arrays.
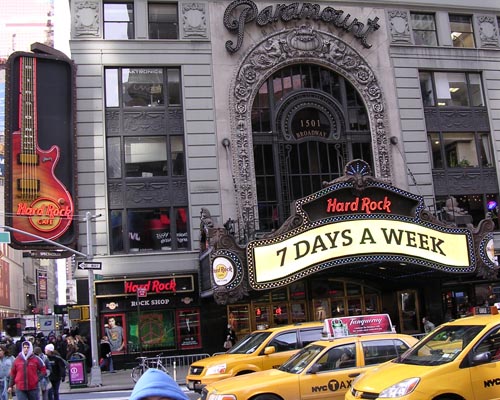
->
[[246, 160, 481, 290]]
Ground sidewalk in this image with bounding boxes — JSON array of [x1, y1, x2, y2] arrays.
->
[[60, 369, 136, 393], [60, 366, 190, 394]]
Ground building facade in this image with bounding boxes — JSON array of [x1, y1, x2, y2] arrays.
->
[[69, 0, 500, 355]]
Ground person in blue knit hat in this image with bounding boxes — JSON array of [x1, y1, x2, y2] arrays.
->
[[130, 369, 188, 400]]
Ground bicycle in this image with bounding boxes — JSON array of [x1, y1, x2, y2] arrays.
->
[[131, 353, 169, 382]]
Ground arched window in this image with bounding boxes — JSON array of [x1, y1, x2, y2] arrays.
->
[[252, 64, 373, 230]]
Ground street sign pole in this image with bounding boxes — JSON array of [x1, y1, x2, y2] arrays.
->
[[86, 211, 102, 387]]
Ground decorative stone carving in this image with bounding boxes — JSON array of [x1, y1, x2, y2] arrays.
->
[[424, 108, 490, 132], [387, 10, 411, 44], [123, 112, 165, 133], [181, 2, 208, 39], [229, 25, 391, 235], [476, 15, 500, 48], [73, 0, 100, 38]]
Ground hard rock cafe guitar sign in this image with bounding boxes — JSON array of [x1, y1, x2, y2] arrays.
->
[[5, 46, 77, 250]]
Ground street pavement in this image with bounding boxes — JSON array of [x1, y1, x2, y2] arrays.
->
[[60, 368, 189, 394]]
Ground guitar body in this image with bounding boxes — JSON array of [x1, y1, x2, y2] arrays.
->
[[9, 56, 74, 243]]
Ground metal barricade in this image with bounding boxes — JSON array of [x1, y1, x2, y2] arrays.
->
[[152, 353, 210, 383]]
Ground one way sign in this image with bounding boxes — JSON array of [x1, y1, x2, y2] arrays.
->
[[78, 261, 102, 270]]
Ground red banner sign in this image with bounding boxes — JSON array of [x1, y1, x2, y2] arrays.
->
[[324, 314, 394, 338]]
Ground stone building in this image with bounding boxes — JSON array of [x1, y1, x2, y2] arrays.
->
[[69, 0, 500, 355]]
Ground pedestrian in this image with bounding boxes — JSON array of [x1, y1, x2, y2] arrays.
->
[[0, 345, 14, 400], [8, 340, 47, 400], [130, 368, 188, 400], [223, 324, 237, 350], [64, 336, 77, 361], [99, 336, 114, 373], [33, 347, 51, 400], [422, 317, 436, 333], [44, 344, 66, 400]]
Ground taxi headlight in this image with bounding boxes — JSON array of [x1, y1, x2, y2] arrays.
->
[[379, 378, 420, 398], [207, 394, 236, 400], [206, 364, 227, 375]]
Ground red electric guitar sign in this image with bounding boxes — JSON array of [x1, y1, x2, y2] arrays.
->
[[5, 47, 77, 249], [11, 56, 74, 242]]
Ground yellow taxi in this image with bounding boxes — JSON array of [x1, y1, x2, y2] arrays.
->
[[200, 314, 419, 400], [186, 321, 324, 393], [346, 306, 500, 400]]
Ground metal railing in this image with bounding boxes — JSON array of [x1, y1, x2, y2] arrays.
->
[[141, 353, 210, 383]]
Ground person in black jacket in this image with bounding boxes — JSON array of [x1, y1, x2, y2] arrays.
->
[[44, 344, 67, 400], [99, 336, 114, 372]]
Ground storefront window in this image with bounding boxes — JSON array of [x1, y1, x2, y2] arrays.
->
[[228, 305, 250, 335], [127, 310, 176, 352], [273, 304, 289, 325], [291, 303, 307, 323], [398, 290, 420, 333], [254, 304, 270, 329]]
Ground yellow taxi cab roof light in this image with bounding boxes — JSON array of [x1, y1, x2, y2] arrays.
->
[[473, 305, 498, 315], [323, 313, 394, 339]]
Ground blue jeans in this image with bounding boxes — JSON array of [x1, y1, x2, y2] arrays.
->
[[15, 389, 39, 400], [100, 356, 114, 372]]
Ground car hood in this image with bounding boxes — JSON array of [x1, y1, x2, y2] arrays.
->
[[192, 353, 255, 367], [205, 369, 293, 393], [353, 361, 433, 392]]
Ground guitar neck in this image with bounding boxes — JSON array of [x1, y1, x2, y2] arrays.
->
[[19, 56, 38, 165]]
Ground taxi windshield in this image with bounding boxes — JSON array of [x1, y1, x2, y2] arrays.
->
[[397, 324, 485, 366], [279, 344, 324, 374], [226, 331, 272, 354]]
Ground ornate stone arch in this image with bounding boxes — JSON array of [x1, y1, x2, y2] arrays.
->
[[229, 25, 392, 233]]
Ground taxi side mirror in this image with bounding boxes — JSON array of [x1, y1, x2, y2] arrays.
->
[[264, 346, 276, 355], [308, 363, 321, 374], [470, 351, 491, 366]]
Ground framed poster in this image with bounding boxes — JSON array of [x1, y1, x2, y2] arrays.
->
[[176, 308, 201, 350]]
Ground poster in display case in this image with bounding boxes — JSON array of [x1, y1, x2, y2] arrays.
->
[[176, 308, 201, 350]]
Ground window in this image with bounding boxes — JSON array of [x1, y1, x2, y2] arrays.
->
[[449, 14, 475, 48], [105, 67, 187, 254], [252, 64, 373, 231], [428, 131, 493, 169], [269, 331, 298, 352], [149, 3, 178, 39], [363, 339, 411, 366], [419, 71, 484, 107], [410, 13, 438, 46], [104, 2, 134, 39], [111, 207, 188, 252], [123, 68, 164, 107], [125, 136, 167, 177]]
